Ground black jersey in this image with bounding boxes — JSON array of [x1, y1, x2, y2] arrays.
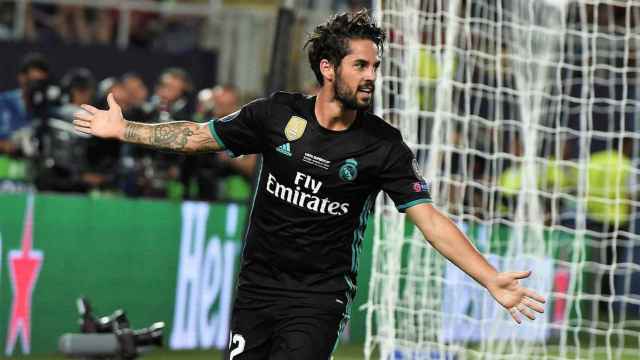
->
[[209, 92, 431, 302]]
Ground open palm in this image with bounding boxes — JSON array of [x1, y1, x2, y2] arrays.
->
[[73, 93, 126, 139], [487, 271, 546, 324]]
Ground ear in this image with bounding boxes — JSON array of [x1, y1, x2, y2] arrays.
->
[[319, 59, 335, 83]]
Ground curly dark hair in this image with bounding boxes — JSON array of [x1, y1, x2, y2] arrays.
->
[[305, 9, 385, 85]]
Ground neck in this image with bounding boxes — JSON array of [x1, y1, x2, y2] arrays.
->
[[314, 85, 357, 131]]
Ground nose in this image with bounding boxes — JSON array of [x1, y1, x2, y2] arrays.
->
[[363, 67, 376, 83]]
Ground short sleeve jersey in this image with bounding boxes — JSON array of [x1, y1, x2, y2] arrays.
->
[[209, 92, 431, 301]]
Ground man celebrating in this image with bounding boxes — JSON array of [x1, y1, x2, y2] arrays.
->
[[74, 10, 545, 360]]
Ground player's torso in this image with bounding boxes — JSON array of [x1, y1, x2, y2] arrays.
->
[[241, 95, 384, 293], [253, 96, 383, 239]]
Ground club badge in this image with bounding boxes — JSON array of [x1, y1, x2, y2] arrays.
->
[[284, 116, 307, 141], [339, 158, 358, 182]]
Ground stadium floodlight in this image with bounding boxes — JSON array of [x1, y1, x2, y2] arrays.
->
[[368, 0, 640, 359]]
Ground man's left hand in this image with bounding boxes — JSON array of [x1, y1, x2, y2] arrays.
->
[[486, 271, 546, 324]]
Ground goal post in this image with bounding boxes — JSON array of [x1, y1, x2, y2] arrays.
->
[[367, 1, 640, 359]]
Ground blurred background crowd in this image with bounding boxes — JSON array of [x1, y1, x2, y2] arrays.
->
[[0, 51, 260, 201], [0, 0, 369, 201]]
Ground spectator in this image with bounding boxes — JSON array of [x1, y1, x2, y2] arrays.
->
[[211, 85, 257, 202], [149, 67, 194, 122], [135, 67, 195, 199], [120, 73, 151, 122], [121, 73, 149, 109]]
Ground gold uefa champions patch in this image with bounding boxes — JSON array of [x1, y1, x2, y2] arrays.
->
[[284, 116, 307, 141]]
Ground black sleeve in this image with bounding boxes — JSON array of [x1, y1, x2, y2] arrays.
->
[[207, 98, 270, 156], [379, 141, 432, 212]]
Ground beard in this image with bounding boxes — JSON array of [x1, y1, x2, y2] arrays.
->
[[334, 72, 373, 110]]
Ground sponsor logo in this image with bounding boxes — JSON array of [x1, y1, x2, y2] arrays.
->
[[338, 159, 358, 182], [412, 180, 430, 193], [266, 171, 350, 215], [276, 143, 292, 157], [6, 194, 43, 356], [284, 116, 307, 141], [170, 202, 240, 350], [302, 152, 330, 170]]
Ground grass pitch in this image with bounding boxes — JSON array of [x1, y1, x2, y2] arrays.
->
[[21, 343, 640, 359], [24, 343, 367, 359]]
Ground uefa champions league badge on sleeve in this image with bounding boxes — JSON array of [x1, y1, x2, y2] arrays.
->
[[339, 159, 358, 182], [285, 116, 307, 141], [412, 180, 430, 193]]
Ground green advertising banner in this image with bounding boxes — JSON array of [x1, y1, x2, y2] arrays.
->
[[0, 192, 373, 356]]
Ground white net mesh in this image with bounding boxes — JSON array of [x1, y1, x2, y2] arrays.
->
[[367, 1, 640, 359]]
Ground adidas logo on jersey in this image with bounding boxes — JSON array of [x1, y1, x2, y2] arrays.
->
[[276, 143, 292, 157]]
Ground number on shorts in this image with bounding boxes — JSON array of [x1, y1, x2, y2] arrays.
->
[[228, 332, 245, 360]]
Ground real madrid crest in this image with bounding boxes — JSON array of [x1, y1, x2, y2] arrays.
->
[[284, 116, 307, 141], [339, 158, 358, 182]]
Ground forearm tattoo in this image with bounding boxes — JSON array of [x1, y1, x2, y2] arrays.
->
[[124, 122, 146, 143], [123, 121, 216, 153], [152, 124, 194, 151]]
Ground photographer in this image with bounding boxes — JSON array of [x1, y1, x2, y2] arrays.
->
[[0, 53, 49, 155], [0, 53, 49, 186], [34, 67, 106, 193]]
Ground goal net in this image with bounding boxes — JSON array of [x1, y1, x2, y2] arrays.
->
[[367, 1, 640, 359]]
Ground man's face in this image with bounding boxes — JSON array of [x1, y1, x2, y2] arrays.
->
[[333, 39, 380, 110], [157, 74, 186, 105]]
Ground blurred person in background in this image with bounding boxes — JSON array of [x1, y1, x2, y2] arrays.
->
[[120, 72, 151, 121], [35, 67, 116, 194], [149, 67, 194, 122], [74, 11, 545, 359], [211, 85, 257, 202], [138, 67, 195, 199], [121, 73, 149, 109], [0, 53, 49, 184], [0, 53, 49, 157]]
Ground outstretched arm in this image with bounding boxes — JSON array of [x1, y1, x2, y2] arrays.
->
[[406, 203, 546, 324], [73, 93, 222, 153]]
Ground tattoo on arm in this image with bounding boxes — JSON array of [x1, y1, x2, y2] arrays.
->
[[152, 124, 194, 151], [122, 121, 220, 153], [124, 122, 146, 143]]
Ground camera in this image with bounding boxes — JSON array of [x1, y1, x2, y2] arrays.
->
[[59, 297, 164, 359]]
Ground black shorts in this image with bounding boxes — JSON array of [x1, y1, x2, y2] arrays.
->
[[225, 295, 349, 360]]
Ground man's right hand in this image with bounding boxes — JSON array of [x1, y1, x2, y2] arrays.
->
[[73, 93, 126, 140]]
